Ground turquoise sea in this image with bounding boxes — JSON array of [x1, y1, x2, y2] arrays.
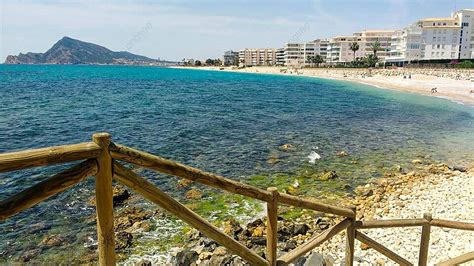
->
[[0, 65, 473, 263]]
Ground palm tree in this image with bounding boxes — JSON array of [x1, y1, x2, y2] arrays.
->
[[313, 54, 324, 67], [349, 42, 359, 62], [370, 40, 381, 58]]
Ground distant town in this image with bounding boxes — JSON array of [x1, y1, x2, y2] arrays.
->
[[181, 9, 474, 68]]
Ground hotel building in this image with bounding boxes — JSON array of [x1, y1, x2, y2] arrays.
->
[[238, 48, 277, 67], [280, 39, 329, 67], [385, 9, 474, 64], [327, 30, 395, 65]]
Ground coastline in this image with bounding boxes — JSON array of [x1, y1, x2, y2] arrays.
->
[[175, 66, 474, 106]]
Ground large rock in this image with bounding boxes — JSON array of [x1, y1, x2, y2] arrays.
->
[[173, 249, 198, 265], [319, 171, 337, 181], [40, 234, 65, 248]]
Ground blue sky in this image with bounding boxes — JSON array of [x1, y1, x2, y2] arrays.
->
[[1, 0, 473, 61]]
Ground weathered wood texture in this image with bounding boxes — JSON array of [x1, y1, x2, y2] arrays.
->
[[0, 159, 97, 221], [356, 219, 428, 229], [345, 206, 356, 266], [93, 133, 116, 266], [113, 162, 269, 266], [355, 231, 412, 266], [435, 251, 474, 266], [276, 219, 351, 265], [0, 142, 101, 173], [110, 143, 354, 218], [418, 213, 432, 266], [278, 193, 355, 218], [266, 187, 279, 266], [430, 219, 474, 231], [110, 143, 273, 202]]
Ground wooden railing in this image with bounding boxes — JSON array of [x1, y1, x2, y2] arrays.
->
[[0, 132, 473, 266]]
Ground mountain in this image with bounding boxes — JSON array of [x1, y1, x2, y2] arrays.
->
[[4, 37, 174, 65]]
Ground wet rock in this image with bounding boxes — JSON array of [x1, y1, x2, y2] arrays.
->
[[293, 224, 310, 235], [113, 186, 130, 206], [451, 165, 467, 172], [223, 219, 243, 238], [185, 188, 202, 200], [249, 236, 266, 246], [114, 207, 153, 232], [27, 222, 51, 234], [267, 156, 280, 165], [19, 248, 40, 262], [88, 185, 130, 207], [174, 249, 198, 265], [362, 189, 374, 197], [283, 240, 298, 251], [137, 259, 152, 266], [40, 234, 65, 247], [177, 179, 193, 188], [336, 150, 349, 157], [279, 143, 295, 151], [319, 171, 337, 181], [115, 231, 133, 250]]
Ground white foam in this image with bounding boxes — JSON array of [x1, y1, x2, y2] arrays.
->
[[307, 151, 321, 164]]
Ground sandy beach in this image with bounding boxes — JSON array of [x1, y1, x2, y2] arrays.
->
[[179, 66, 474, 106]]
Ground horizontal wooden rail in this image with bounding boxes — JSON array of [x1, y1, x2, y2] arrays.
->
[[110, 143, 273, 202], [113, 162, 269, 266], [110, 143, 354, 218], [278, 194, 355, 218], [355, 231, 412, 266], [0, 142, 101, 173], [430, 219, 474, 231], [356, 218, 428, 229], [436, 251, 474, 266], [277, 218, 351, 265], [0, 159, 97, 220]]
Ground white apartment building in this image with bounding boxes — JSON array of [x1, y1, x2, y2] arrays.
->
[[385, 9, 474, 64], [238, 48, 277, 67], [454, 9, 474, 59], [327, 30, 395, 65], [281, 39, 329, 67], [386, 24, 423, 63]]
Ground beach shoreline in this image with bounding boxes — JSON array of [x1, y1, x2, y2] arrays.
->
[[176, 66, 474, 106]]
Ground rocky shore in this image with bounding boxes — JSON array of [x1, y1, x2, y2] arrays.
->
[[166, 162, 473, 265], [11, 161, 471, 265]]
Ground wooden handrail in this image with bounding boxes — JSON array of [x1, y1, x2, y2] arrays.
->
[[277, 218, 351, 265], [355, 231, 412, 266], [419, 213, 432, 266], [0, 142, 101, 173], [0, 135, 473, 265], [92, 133, 116, 265], [356, 218, 428, 229], [110, 143, 273, 202], [278, 193, 355, 218], [436, 251, 474, 266], [430, 219, 474, 231], [266, 187, 279, 266], [0, 159, 97, 220], [113, 162, 269, 266], [110, 143, 355, 218]]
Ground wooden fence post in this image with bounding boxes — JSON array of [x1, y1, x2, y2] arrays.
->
[[93, 133, 116, 265], [345, 206, 357, 266], [418, 213, 432, 266], [266, 187, 279, 266]]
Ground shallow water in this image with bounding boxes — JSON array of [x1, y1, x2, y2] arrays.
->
[[0, 65, 473, 263]]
